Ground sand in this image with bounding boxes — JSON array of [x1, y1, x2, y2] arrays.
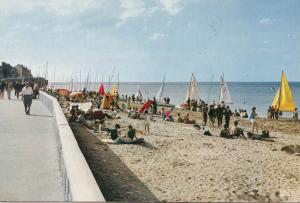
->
[[94, 111, 300, 202], [59, 97, 300, 202]]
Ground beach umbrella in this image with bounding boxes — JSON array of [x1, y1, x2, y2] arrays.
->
[[98, 84, 105, 95], [58, 88, 70, 96]]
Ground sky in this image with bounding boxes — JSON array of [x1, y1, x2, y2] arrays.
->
[[0, 0, 299, 82]]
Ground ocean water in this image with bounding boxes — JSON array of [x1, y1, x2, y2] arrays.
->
[[53, 82, 300, 117]]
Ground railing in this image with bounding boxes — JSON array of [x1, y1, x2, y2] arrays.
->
[[39, 91, 105, 202]]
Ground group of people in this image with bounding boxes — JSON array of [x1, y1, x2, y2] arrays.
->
[[0, 80, 40, 115], [52, 85, 299, 145], [185, 98, 207, 112], [267, 106, 298, 121], [200, 102, 233, 129], [120, 94, 143, 103], [267, 106, 281, 120]]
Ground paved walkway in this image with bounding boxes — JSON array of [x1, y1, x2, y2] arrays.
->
[[0, 92, 64, 201]]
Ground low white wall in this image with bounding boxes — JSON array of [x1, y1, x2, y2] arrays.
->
[[39, 91, 105, 202]]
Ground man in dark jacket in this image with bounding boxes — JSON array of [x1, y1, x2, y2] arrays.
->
[[224, 106, 232, 129]]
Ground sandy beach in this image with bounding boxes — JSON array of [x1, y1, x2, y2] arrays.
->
[[70, 106, 300, 202]]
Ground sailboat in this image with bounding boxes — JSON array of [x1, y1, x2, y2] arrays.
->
[[271, 71, 296, 112], [180, 73, 200, 109], [156, 74, 165, 102], [218, 74, 233, 104], [155, 74, 175, 108], [135, 85, 143, 101], [185, 73, 200, 101]]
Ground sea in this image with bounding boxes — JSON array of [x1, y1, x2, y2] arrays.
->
[[53, 82, 300, 117]]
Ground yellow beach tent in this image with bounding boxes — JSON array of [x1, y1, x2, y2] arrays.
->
[[272, 71, 296, 112], [110, 85, 117, 96]]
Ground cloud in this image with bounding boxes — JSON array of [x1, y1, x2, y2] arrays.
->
[[166, 20, 172, 26], [259, 18, 273, 25], [120, 0, 145, 20], [149, 32, 166, 41], [114, 0, 146, 27], [159, 0, 184, 15]]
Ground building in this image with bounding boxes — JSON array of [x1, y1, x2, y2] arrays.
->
[[15, 64, 32, 79], [0, 62, 47, 87], [0, 62, 19, 79]]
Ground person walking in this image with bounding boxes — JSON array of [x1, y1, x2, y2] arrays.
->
[[215, 104, 223, 128], [224, 106, 232, 129], [6, 81, 13, 100], [22, 82, 33, 115], [249, 107, 259, 134], [0, 81, 6, 99], [208, 105, 215, 129], [202, 104, 208, 126], [144, 110, 151, 135]]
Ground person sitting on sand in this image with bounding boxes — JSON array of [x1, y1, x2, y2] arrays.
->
[[219, 125, 232, 139], [77, 112, 86, 124], [233, 109, 240, 117], [183, 113, 196, 124], [241, 110, 248, 118], [99, 120, 108, 132], [127, 125, 137, 140], [85, 106, 94, 120], [164, 109, 174, 121], [230, 120, 246, 138], [249, 107, 259, 134], [177, 113, 183, 123], [70, 106, 76, 117], [107, 124, 121, 141]]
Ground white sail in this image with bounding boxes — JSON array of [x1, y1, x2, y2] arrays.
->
[[135, 85, 143, 100], [156, 74, 165, 102], [218, 76, 233, 104], [185, 73, 200, 102]]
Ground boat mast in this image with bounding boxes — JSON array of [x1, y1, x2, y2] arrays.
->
[[94, 71, 97, 91], [79, 70, 82, 91], [117, 71, 120, 93], [207, 73, 214, 103], [278, 70, 283, 111], [218, 73, 224, 104]]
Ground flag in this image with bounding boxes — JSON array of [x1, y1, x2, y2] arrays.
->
[[98, 84, 105, 95]]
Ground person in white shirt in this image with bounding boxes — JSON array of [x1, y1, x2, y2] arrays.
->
[[22, 82, 33, 115]]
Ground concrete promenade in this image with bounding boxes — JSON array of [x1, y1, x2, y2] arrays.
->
[[0, 93, 64, 201]]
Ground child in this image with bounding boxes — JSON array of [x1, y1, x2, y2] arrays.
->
[[144, 110, 151, 135]]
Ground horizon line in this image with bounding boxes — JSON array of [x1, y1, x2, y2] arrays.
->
[[52, 81, 300, 83]]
